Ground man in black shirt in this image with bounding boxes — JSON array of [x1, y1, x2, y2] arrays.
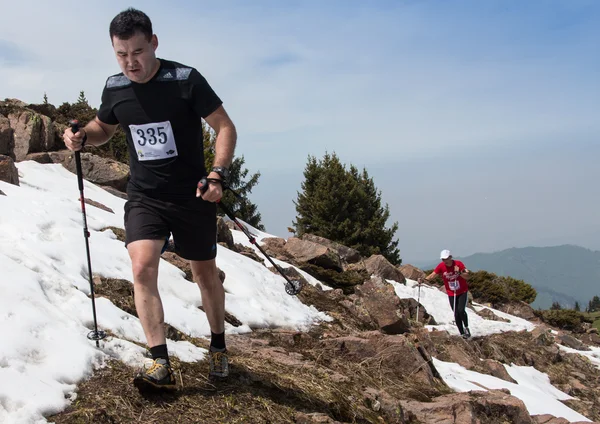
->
[[63, 8, 237, 391]]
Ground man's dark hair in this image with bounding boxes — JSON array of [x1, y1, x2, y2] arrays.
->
[[109, 8, 153, 41]]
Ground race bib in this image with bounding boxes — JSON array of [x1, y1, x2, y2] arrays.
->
[[449, 280, 460, 291], [130, 121, 178, 161]]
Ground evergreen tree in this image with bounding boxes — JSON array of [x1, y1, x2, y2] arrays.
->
[[551, 301, 562, 310], [202, 121, 264, 229], [43, 93, 49, 105], [588, 295, 600, 313], [574, 301, 581, 312], [293, 152, 401, 265], [77, 90, 89, 106]]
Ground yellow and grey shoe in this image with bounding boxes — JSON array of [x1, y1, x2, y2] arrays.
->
[[133, 358, 176, 391], [209, 348, 229, 378]]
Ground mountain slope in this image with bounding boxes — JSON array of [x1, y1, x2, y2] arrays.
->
[[460, 245, 600, 309], [1, 160, 600, 423]]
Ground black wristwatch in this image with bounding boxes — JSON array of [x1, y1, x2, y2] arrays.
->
[[211, 166, 230, 181]]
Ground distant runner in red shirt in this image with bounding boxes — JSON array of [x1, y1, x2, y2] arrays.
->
[[419, 249, 471, 339]]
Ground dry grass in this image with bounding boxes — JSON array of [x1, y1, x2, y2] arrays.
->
[[48, 358, 301, 424], [47, 335, 392, 424]]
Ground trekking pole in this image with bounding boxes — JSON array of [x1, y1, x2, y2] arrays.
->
[[198, 177, 302, 296], [416, 282, 421, 323], [452, 288, 457, 325], [69, 120, 106, 347]]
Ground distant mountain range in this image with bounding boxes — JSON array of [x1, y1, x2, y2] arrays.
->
[[415, 245, 600, 310]]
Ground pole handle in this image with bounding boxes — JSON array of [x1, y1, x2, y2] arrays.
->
[[69, 120, 84, 192]]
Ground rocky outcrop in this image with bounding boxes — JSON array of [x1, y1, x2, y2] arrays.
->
[[359, 276, 410, 333], [24, 150, 72, 165], [476, 307, 511, 322], [321, 331, 435, 387], [0, 114, 14, 159], [217, 216, 234, 249], [399, 264, 426, 281], [400, 390, 534, 423], [0, 155, 19, 186], [8, 110, 57, 160], [62, 152, 129, 192], [284, 237, 342, 271], [300, 233, 361, 266], [364, 254, 406, 284], [399, 297, 437, 325], [558, 334, 591, 351], [261, 237, 289, 261], [481, 359, 518, 383], [496, 300, 537, 321]]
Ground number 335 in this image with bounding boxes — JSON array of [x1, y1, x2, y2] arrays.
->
[[136, 127, 167, 146]]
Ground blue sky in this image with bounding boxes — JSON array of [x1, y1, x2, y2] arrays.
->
[[1, 0, 598, 263]]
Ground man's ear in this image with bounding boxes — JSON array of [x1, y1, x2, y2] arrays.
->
[[151, 34, 159, 51]]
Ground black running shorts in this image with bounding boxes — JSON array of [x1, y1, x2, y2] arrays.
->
[[124, 194, 218, 261]]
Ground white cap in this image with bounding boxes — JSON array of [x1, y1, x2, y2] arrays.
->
[[440, 249, 451, 259]]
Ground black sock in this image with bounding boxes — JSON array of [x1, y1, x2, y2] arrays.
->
[[210, 331, 226, 350], [149, 344, 169, 363]]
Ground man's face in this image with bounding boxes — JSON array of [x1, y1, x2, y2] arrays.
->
[[112, 31, 158, 83], [442, 257, 453, 266]]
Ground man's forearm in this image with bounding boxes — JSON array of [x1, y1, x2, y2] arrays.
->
[[83, 119, 113, 147], [212, 124, 237, 169]]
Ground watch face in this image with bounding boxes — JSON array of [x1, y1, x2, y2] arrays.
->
[[214, 167, 229, 178]]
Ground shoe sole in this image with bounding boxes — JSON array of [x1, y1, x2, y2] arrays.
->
[[133, 377, 177, 392]]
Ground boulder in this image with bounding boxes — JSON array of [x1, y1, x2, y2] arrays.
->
[[0, 114, 14, 158], [24, 150, 71, 165], [558, 334, 591, 351], [531, 325, 555, 347], [0, 155, 19, 186], [399, 264, 426, 281], [400, 390, 534, 424], [284, 237, 342, 271], [364, 254, 406, 284], [399, 297, 436, 325], [260, 237, 290, 261], [62, 152, 129, 192], [496, 300, 537, 321], [300, 233, 361, 265], [8, 110, 56, 160], [217, 216, 234, 248], [477, 307, 511, 322], [321, 333, 435, 386], [481, 359, 517, 383], [353, 276, 410, 334]]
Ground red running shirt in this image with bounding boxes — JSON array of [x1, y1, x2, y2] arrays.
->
[[434, 260, 468, 296]]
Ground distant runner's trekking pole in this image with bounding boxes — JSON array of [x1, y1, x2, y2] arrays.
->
[[452, 288, 457, 325], [198, 177, 302, 296], [416, 282, 421, 323], [69, 120, 106, 347]]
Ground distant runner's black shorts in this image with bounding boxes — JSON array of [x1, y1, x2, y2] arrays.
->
[[124, 193, 217, 261]]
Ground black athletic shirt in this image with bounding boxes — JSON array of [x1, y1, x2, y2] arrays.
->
[[97, 58, 223, 201]]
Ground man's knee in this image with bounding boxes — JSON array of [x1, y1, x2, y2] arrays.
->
[[131, 261, 159, 284], [128, 240, 162, 284], [191, 260, 220, 289]]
